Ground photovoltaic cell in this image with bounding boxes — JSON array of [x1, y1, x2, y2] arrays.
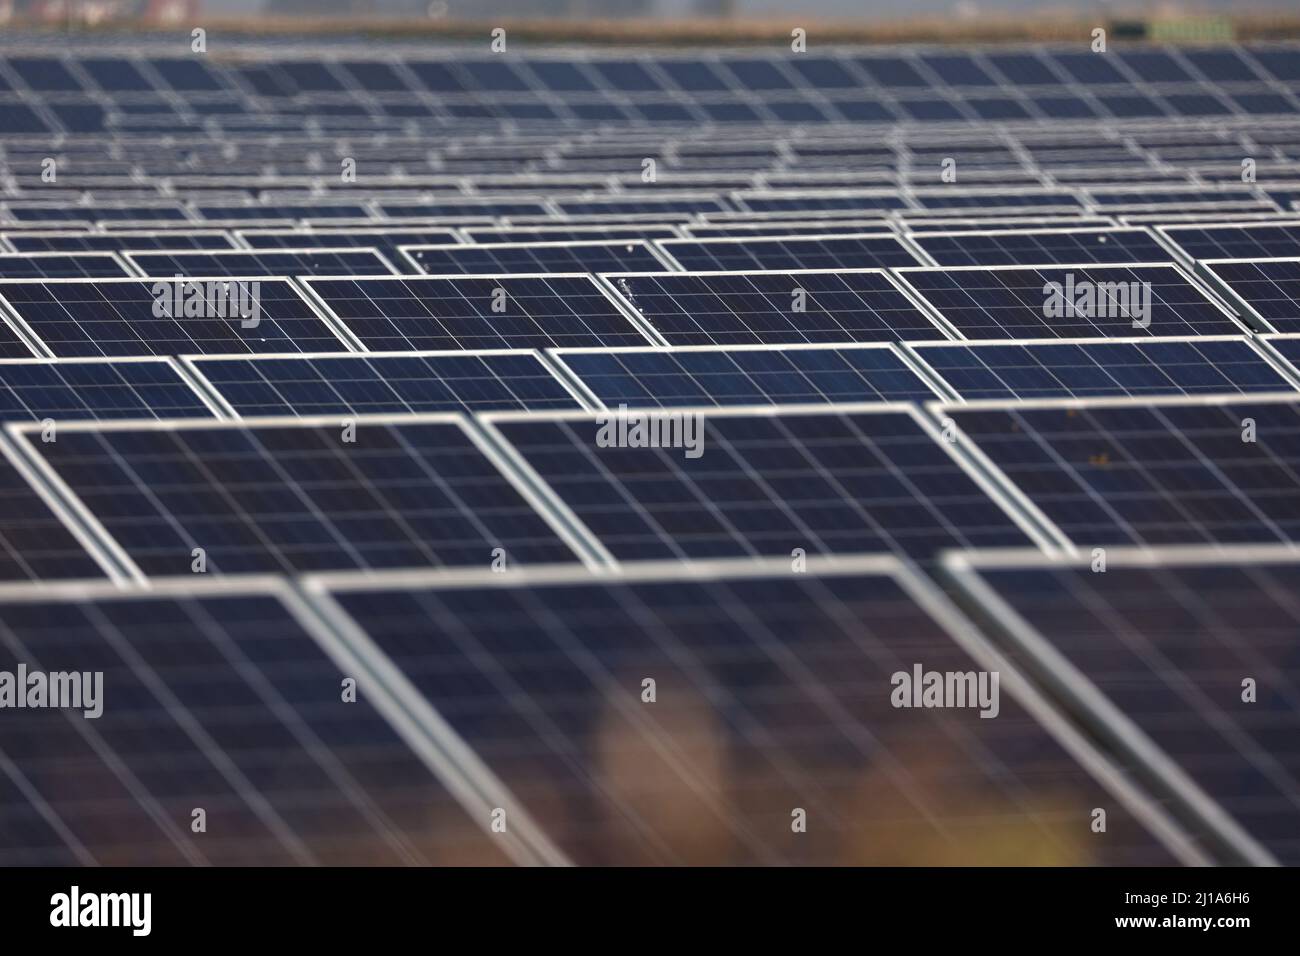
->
[[912, 228, 1171, 267], [603, 270, 945, 346], [0, 582, 509, 865], [0, 279, 348, 357], [0, 252, 130, 279], [126, 248, 397, 278], [910, 338, 1294, 400], [895, 265, 1242, 339], [310, 561, 1180, 865], [552, 344, 941, 407], [186, 351, 584, 417], [304, 275, 652, 351], [655, 234, 920, 271], [944, 396, 1300, 548], [0, 358, 216, 420], [399, 241, 669, 275], [19, 418, 583, 576], [950, 549, 1300, 864], [488, 407, 1035, 561]]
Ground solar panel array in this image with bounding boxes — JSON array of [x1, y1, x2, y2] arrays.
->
[[1, 34, 1298, 867]]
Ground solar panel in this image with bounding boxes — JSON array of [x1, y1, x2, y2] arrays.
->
[[0, 278, 349, 357], [0, 578, 511, 865], [551, 343, 943, 407], [398, 241, 670, 276], [0, 356, 217, 420], [13, 417, 589, 577], [184, 350, 585, 417], [602, 269, 946, 346], [485, 405, 1043, 562], [941, 394, 1300, 548], [734, 190, 907, 213], [235, 228, 461, 272], [6, 202, 190, 224], [303, 558, 1189, 865], [894, 264, 1244, 339], [908, 336, 1295, 400], [946, 546, 1300, 864], [3, 230, 238, 253], [655, 233, 921, 271], [912, 228, 1172, 267], [1202, 257, 1300, 332], [899, 215, 1117, 233], [125, 248, 399, 278], [1158, 222, 1300, 262], [303, 275, 653, 351], [0, 252, 131, 279], [680, 219, 891, 239], [462, 225, 681, 243]]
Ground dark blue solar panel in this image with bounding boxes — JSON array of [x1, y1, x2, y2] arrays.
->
[[149, 58, 226, 90], [0, 358, 215, 420], [401, 241, 668, 275], [555, 197, 728, 217], [945, 397, 1300, 548], [464, 226, 679, 243], [127, 248, 396, 278], [0, 444, 106, 579], [7, 57, 84, 91], [1204, 259, 1300, 332], [237, 229, 459, 272], [4, 231, 237, 253], [554, 345, 939, 407], [657, 234, 919, 271], [914, 228, 1171, 266], [896, 265, 1243, 339], [604, 270, 945, 346], [0, 279, 347, 357], [188, 351, 583, 416], [6, 203, 189, 224], [911, 338, 1294, 399], [738, 193, 908, 212], [0, 252, 129, 279], [490, 409, 1033, 561], [0, 584, 509, 865], [954, 554, 1300, 864], [305, 275, 650, 351], [1160, 224, 1300, 261], [24, 420, 582, 575], [321, 566, 1177, 865], [377, 200, 548, 219], [921, 53, 998, 86], [854, 56, 930, 87]]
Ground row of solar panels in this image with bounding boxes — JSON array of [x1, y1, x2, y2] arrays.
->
[[5, 212, 1300, 248], [0, 334, 1292, 421], [13, 125, 1300, 186], [6, 45, 1300, 133], [0, 445, 1295, 864], [8, 221, 1300, 273], [0, 390, 1299, 580], [0, 261, 1294, 358], [2, 184, 1297, 226], [9, 122, 1300, 153], [8, 541, 1296, 867]]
